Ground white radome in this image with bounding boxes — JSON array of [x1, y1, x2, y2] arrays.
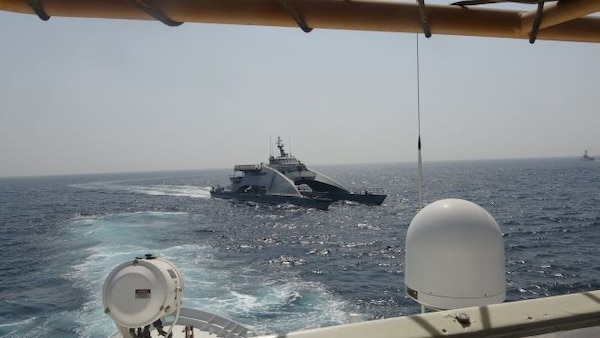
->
[[405, 198, 506, 310]]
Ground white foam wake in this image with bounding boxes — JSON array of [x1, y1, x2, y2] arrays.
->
[[63, 212, 349, 337], [72, 181, 211, 199]]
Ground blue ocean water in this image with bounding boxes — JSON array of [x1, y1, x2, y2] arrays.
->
[[1, 158, 599, 337]]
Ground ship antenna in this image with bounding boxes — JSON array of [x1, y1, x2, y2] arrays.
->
[[416, 33, 424, 211], [276, 136, 287, 157]]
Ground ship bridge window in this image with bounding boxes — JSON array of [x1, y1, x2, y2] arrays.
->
[[297, 184, 312, 192]]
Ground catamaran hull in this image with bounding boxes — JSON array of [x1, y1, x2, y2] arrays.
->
[[211, 191, 332, 210]]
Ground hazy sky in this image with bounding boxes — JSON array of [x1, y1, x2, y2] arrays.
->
[[1, 4, 599, 177]]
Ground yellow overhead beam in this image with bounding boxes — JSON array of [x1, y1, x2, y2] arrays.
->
[[1, 0, 599, 43]]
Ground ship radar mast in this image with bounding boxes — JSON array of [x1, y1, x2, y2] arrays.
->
[[276, 136, 288, 158]]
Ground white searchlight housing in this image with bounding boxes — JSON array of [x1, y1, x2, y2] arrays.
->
[[405, 199, 505, 310], [102, 254, 184, 335]]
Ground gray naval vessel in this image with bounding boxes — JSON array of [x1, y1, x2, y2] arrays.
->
[[267, 137, 386, 205], [211, 137, 386, 209]]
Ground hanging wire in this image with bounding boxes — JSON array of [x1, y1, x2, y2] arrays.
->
[[416, 34, 424, 210]]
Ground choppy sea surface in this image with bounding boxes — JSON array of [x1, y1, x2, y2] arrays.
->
[[1, 158, 599, 337]]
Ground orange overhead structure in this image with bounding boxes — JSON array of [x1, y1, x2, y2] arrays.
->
[[1, 0, 599, 43]]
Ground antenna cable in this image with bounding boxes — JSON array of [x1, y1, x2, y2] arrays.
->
[[416, 34, 424, 210]]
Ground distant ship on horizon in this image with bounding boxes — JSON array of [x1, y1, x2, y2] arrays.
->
[[582, 150, 595, 161]]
